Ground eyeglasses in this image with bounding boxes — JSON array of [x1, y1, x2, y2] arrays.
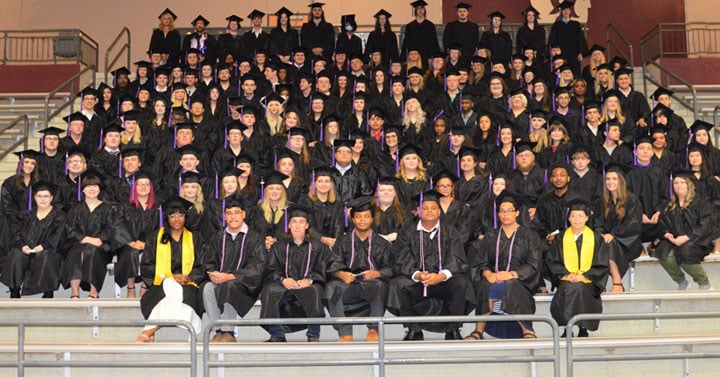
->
[[498, 209, 518, 214], [35, 195, 52, 199], [168, 213, 186, 218], [436, 184, 453, 189]]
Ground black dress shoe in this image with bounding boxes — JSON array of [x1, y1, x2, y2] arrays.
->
[[265, 336, 287, 342], [445, 329, 462, 340], [561, 329, 568, 338], [578, 327, 589, 337], [307, 336, 320, 342], [42, 291, 54, 298], [403, 330, 424, 341]]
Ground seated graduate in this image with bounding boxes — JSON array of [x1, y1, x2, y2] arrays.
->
[[654, 169, 716, 290], [113, 170, 161, 298], [373, 176, 413, 243], [326, 196, 393, 342], [465, 191, 544, 340], [63, 168, 119, 299], [546, 198, 609, 338], [388, 189, 475, 341], [1, 181, 65, 298], [201, 194, 266, 343], [259, 204, 341, 342], [301, 166, 345, 250], [2, 150, 41, 231], [137, 196, 206, 343]]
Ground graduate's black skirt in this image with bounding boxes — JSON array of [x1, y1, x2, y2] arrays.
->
[[259, 282, 326, 334], [606, 240, 642, 277], [550, 281, 603, 331], [216, 279, 259, 318], [476, 279, 536, 316], [62, 244, 112, 292], [0, 247, 62, 295], [140, 283, 201, 319], [113, 246, 141, 287], [324, 278, 388, 308]]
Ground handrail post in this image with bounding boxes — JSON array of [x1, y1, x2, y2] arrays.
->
[[3, 31, 7, 65], [378, 317, 385, 377], [23, 115, 29, 150], [18, 323, 25, 377]]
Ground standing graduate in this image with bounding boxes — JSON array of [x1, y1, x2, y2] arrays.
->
[[548, 1, 588, 75], [465, 191, 544, 340], [183, 15, 218, 65], [240, 10, 270, 61], [442, 3, 479, 66], [401, 1, 440, 63], [1, 150, 41, 230], [546, 198, 609, 337], [217, 15, 244, 63], [1, 181, 66, 298], [388, 190, 475, 341], [38, 126, 67, 185], [365, 9, 399, 65], [479, 11, 513, 64], [516, 6, 546, 64], [268, 7, 300, 64], [260, 204, 340, 342], [137, 196, 205, 343], [201, 194, 267, 343], [149, 8, 182, 65], [63, 169, 119, 298], [336, 14, 363, 58], [300, 3, 335, 60], [326, 196, 393, 342]]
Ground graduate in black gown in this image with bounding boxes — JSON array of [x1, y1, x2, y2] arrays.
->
[[201, 194, 267, 343], [595, 163, 642, 293], [63, 170, 119, 298], [38, 126, 67, 185], [183, 15, 218, 66], [326, 196, 393, 342], [626, 137, 670, 244], [479, 11, 513, 64], [364, 9, 399, 64], [515, 6, 546, 64], [654, 170, 716, 290], [260, 204, 340, 342], [548, 1, 588, 75], [268, 7, 300, 64], [465, 191, 544, 340], [546, 198, 609, 337], [455, 146, 488, 209], [336, 15, 363, 58], [149, 8, 182, 65], [217, 15, 244, 63], [137, 196, 206, 343], [113, 171, 161, 298], [401, 1, 440, 63], [388, 190, 475, 341], [300, 3, 335, 60], [442, 3, 479, 65], [240, 10, 270, 61], [1, 181, 65, 298], [301, 166, 345, 250], [1, 150, 40, 230]]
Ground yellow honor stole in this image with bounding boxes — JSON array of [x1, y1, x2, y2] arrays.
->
[[154, 228, 197, 287], [561, 226, 594, 284]]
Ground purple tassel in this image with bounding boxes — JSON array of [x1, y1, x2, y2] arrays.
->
[[605, 121, 610, 144], [97, 128, 104, 150], [507, 97, 511, 112], [224, 127, 228, 148], [222, 199, 226, 227], [130, 175, 136, 202], [669, 173, 674, 199], [528, 117, 532, 134], [16, 153, 22, 176], [449, 134, 453, 152], [173, 127, 177, 148], [456, 157, 460, 177], [77, 178, 81, 201], [581, 104, 585, 126], [433, 109, 444, 122], [395, 151, 400, 172], [419, 192, 423, 217], [496, 126, 501, 146], [512, 147, 517, 170], [27, 186, 32, 211], [633, 146, 637, 166], [488, 174, 493, 198], [40, 137, 44, 153], [284, 207, 289, 233], [493, 200, 497, 228], [429, 177, 434, 189], [344, 205, 349, 228], [168, 108, 173, 126], [118, 153, 122, 178], [381, 131, 385, 151], [685, 147, 689, 168], [543, 169, 548, 187], [178, 174, 182, 193], [226, 98, 231, 117], [552, 93, 556, 112], [273, 153, 278, 170], [64, 151, 68, 175], [310, 60, 315, 75], [443, 73, 447, 91], [215, 173, 219, 199], [260, 177, 265, 203], [159, 206, 163, 228], [565, 207, 570, 228], [319, 121, 324, 142], [401, 101, 405, 118], [311, 170, 316, 196]]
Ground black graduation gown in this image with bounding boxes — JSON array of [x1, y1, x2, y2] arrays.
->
[[260, 238, 338, 319], [574, 123, 606, 151], [182, 32, 218, 65], [401, 19, 440, 62], [480, 31, 513, 64], [546, 230, 609, 330], [548, 20, 587, 74], [595, 193, 642, 276], [569, 169, 604, 211], [1, 207, 66, 294], [202, 228, 266, 316], [325, 231, 393, 313], [395, 177, 429, 212], [1, 176, 33, 229], [537, 143, 574, 169], [61, 136, 96, 161], [619, 89, 651, 130], [140, 229, 205, 318], [442, 21, 479, 63], [440, 200, 477, 243], [511, 166, 547, 207], [39, 152, 67, 185], [63, 201, 118, 291], [300, 20, 335, 59], [486, 147, 515, 175], [655, 198, 716, 264], [113, 202, 160, 287], [387, 220, 475, 324], [247, 203, 288, 240], [626, 164, 670, 241], [240, 30, 270, 60], [335, 33, 363, 57], [516, 25, 547, 60], [365, 30, 399, 63], [593, 143, 634, 168], [455, 174, 488, 209], [468, 226, 544, 315], [535, 190, 584, 239], [217, 33, 243, 62], [332, 164, 372, 204], [268, 27, 299, 60], [89, 149, 121, 179], [301, 197, 345, 240], [149, 29, 182, 64], [374, 206, 413, 239]]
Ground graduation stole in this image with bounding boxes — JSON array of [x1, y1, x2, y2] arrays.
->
[[561, 226, 594, 284], [154, 227, 197, 287]]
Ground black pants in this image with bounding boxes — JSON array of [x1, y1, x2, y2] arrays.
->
[[398, 277, 468, 332]]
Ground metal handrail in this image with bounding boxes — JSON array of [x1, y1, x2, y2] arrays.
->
[[0, 114, 30, 161], [713, 105, 720, 146], [104, 27, 131, 85], [605, 23, 634, 67], [641, 60, 697, 118], [0, 319, 197, 377], [202, 314, 561, 377], [44, 65, 95, 127], [566, 311, 720, 377]]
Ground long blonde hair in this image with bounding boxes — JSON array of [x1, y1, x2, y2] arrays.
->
[[599, 99, 626, 125], [401, 98, 426, 134], [665, 176, 696, 211], [121, 126, 142, 144], [261, 185, 288, 224], [181, 182, 204, 213], [529, 128, 548, 152], [396, 155, 427, 182]]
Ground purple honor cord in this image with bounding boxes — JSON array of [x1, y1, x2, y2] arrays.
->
[[495, 227, 517, 273], [349, 230, 374, 271], [219, 231, 248, 272], [418, 224, 442, 297], [285, 241, 313, 279]]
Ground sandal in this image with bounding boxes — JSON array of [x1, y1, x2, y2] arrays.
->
[[135, 332, 155, 343], [463, 330, 484, 341], [611, 283, 625, 293], [70, 295, 80, 299], [523, 331, 537, 339], [87, 294, 99, 299]]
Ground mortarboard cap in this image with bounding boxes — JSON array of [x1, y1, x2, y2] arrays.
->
[[651, 87, 674, 101], [333, 139, 355, 150], [496, 190, 525, 208], [398, 143, 423, 158], [39, 126, 65, 136], [191, 15, 210, 26], [410, 0, 428, 7], [455, 2, 472, 10], [488, 11, 506, 19], [515, 141, 538, 154], [555, 1, 575, 10], [346, 196, 375, 214], [111, 67, 131, 77], [159, 8, 177, 20], [374, 9, 392, 18], [275, 7, 293, 17], [226, 15, 243, 23], [413, 189, 443, 204], [247, 9, 266, 19], [162, 195, 194, 214]]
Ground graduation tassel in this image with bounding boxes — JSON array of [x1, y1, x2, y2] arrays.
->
[[178, 174, 182, 194], [488, 173, 493, 198], [381, 131, 384, 151], [669, 173, 674, 200], [173, 127, 178, 148], [159, 206, 163, 228], [429, 176, 434, 189], [418, 192, 423, 217], [64, 151, 68, 175], [284, 207, 289, 233], [273, 153, 278, 170], [259, 177, 265, 204], [76, 177, 81, 202], [319, 121, 324, 143], [581, 104, 585, 126], [130, 175, 136, 202], [456, 157, 460, 177], [449, 133, 453, 152], [40, 136, 44, 153], [16, 153, 22, 176], [495, 126, 501, 146], [528, 117, 532, 135], [224, 126, 228, 149], [214, 173, 219, 199], [331, 146, 335, 166], [633, 144, 638, 166], [401, 101, 405, 118], [605, 121, 610, 144], [493, 200, 497, 229], [543, 169, 548, 187], [344, 205, 349, 228], [311, 169, 316, 196], [118, 153, 122, 178], [395, 151, 399, 173], [27, 186, 32, 211], [565, 207, 570, 228], [222, 199, 226, 227], [512, 146, 517, 170], [226, 98, 231, 117], [97, 128, 104, 150], [685, 146, 689, 168]]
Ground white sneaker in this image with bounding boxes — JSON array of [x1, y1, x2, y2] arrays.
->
[[678, 281, 689, 290], [698, 284, 714, 291]]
